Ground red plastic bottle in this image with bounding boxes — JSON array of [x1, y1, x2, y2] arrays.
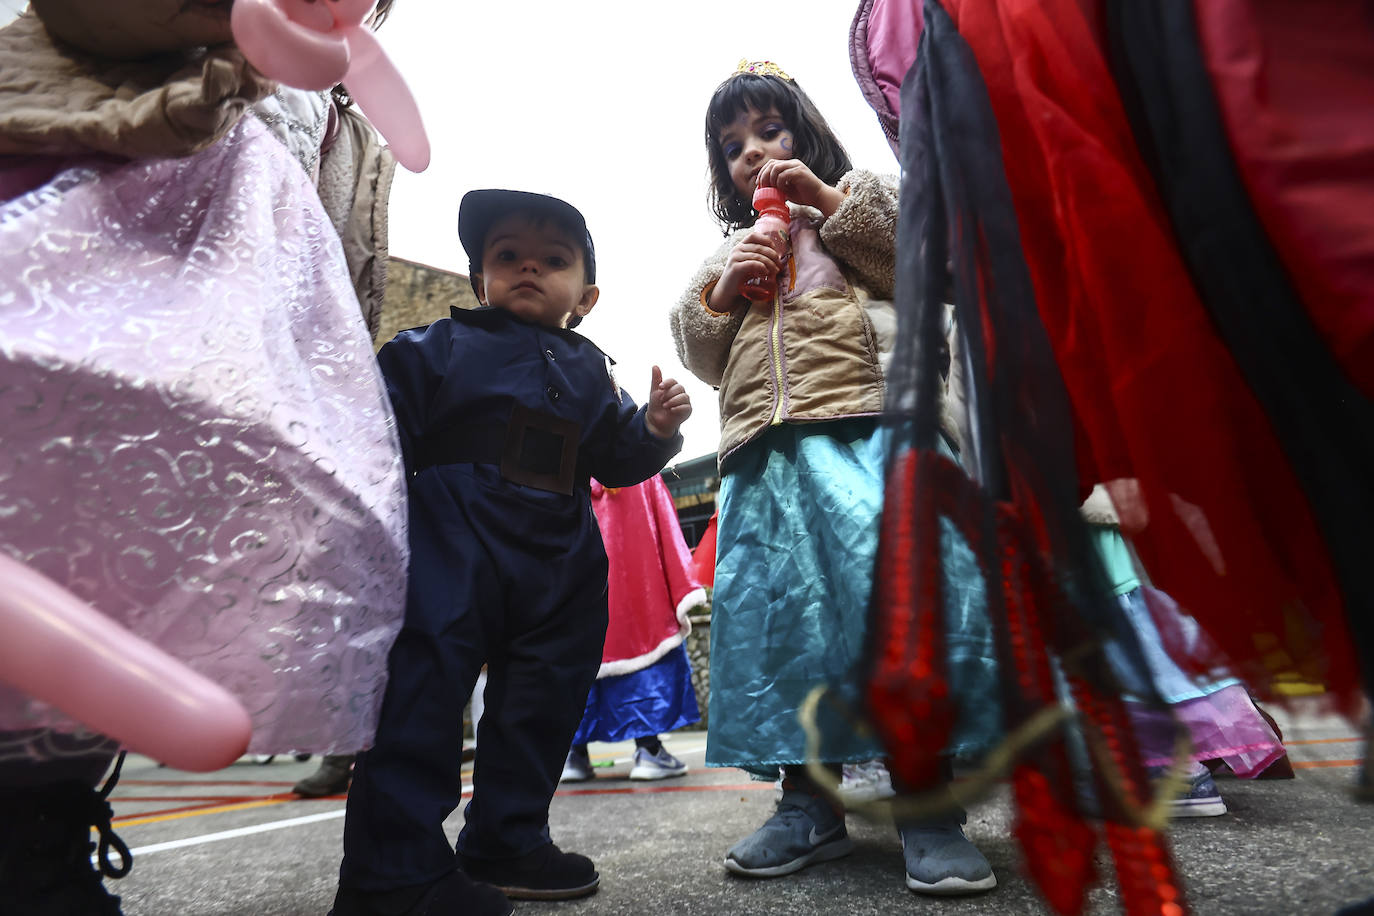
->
[[739, 186, 791, 302]]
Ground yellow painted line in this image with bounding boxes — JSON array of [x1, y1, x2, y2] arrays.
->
[[114, 797, 291, 829]]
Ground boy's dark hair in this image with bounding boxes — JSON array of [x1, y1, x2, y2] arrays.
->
[[705, 73, 853, 233]]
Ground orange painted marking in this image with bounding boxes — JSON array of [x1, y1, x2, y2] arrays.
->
[[1284, 737, 1364, 746], [1291, 759, 1361, 770], [113, 797, 291, 828], [120, 779, 297, 788]]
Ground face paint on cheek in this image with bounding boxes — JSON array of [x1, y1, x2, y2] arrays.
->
[[780, 134, 794, 153]]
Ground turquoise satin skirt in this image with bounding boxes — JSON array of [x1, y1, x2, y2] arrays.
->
[[706, 420, 1000, 777]]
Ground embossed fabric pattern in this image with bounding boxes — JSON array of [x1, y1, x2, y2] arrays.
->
[[0, 117, 407, 760]]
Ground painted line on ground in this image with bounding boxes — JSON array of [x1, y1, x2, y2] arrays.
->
[[115, 797, 295, 827], [557, 782, 772, 796], [116, 809, 347, 858], [113, 795, 284, 803], [120, 779, 298, 788], [110, 779, 768, 859], [1290, 759, 1362, 770], [1285, 736, 1365, 746]]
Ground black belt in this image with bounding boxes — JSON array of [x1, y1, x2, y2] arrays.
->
[[415, 404, 588, 495]]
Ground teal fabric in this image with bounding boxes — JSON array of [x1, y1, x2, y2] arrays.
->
[[1089, 526, 1141, 596], [1089, 526, 1240, 702], [705, 421, 1000, 777]]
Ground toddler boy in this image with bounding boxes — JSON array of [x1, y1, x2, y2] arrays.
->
[[332, 189, 691, 916]]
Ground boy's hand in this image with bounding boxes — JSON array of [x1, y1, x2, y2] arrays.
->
[[645, 365, 692, 439], [757, 160, 846, 217]]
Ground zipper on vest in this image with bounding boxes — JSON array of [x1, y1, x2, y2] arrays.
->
[[768, 292, 785, 425]]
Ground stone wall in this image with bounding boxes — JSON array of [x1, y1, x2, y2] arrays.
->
[[374, 256, 478, 347], [685, 601, 712, 730]]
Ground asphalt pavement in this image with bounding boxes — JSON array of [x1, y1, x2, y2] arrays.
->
[[103, 699, 1371, 916]]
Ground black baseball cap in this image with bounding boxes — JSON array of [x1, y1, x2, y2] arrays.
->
[[458, 189, 597, 294]]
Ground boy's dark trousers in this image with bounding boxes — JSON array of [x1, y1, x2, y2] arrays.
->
[[338, 471, 608, 891]]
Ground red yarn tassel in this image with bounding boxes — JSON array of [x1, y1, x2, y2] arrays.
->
[[868, 447, 954, 791], [1073, 683, 1189, 916], [999, 513, 1099, 914], [1013, 765, 1098, 915]]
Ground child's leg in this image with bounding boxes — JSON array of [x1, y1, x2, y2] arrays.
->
[[0, 734, 125, 914], [336, 502, 496, 900], [893, 758, 996, 896], [455, 563, 606, 899], [457, 608, 603, 858]]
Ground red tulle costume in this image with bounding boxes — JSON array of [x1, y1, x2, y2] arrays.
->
[[855, 0, 1374, 706], [852, 1, 1374, 914]]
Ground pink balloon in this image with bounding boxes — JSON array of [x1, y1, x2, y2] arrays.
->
[[328, 0, 380, 27], [231, 0, 350, 91], [230, 0, 432, 172], [344, 26, 431, 172], [0, 553, 252, 773]]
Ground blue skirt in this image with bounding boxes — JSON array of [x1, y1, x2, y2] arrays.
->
[[706, 420, 1000, 777], [570, 643, 700, 745]]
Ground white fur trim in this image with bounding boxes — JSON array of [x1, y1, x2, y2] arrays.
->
[[595, 587, 707, 679]]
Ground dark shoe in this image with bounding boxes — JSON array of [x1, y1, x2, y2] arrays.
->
[[724, 788, 853, 878], [293, 754, 355, 798], [458, 843, 599, 900], [1161, 766, 1227, 818], [329, 868, 512, 916], [0, 766, 131, 914], [899, 820, 996, 895]]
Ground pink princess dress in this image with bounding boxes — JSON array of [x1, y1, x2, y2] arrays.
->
[[0, 114, 408, 762], [569, 476, 705, 745]]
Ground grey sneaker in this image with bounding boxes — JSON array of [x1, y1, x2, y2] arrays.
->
[[629, 746, 688, 781], [560, 746, 594, 783], [899, 821, 997, 895], [724, 789, 853, 877]]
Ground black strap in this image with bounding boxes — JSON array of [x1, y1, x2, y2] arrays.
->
[[415, 405, 589, 495]]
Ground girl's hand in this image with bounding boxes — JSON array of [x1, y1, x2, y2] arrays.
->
[[757, 160, 845, 217], [711, 229, 784, 312], [646, 365, 692, 439]]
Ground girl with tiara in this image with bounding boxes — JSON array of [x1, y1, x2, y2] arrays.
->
[[669, 61, 1000, 896]]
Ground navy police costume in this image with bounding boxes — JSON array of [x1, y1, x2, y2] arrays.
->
[[339, 303, 682, 891]]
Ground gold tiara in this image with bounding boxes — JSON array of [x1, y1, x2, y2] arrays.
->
[[735, 59, 793, 81]]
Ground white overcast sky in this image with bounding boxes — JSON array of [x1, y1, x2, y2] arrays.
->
[[2, 1, 900, 462], [379, 1, 898, 461]]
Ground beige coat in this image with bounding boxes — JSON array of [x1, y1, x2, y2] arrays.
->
[[0, 13, 394, 335], [670, 169, 900, 465]]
